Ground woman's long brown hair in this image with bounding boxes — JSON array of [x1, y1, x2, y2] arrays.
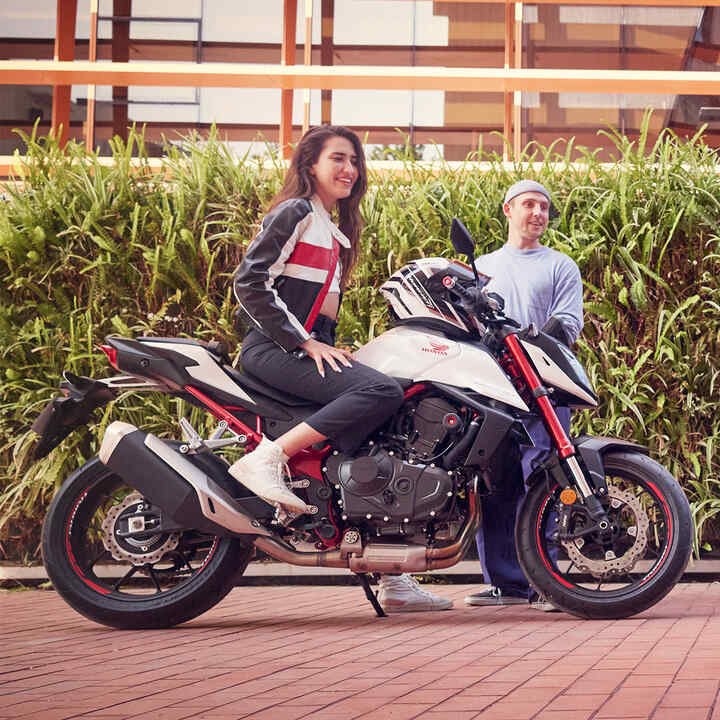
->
[[267, 125, 367, 289]]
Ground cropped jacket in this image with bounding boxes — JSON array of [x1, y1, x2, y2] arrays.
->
[[233, 195, 350, 351]]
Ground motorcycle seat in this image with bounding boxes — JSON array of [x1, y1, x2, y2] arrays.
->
[[222, 365, 316, 408]]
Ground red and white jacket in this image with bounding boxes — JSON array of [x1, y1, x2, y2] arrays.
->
[[233, 195, 350, 351]]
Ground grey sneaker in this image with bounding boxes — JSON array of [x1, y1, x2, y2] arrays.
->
[[530, 596, 561, 612], [464, 586, 527, 606], [378, 574, 453, 612]]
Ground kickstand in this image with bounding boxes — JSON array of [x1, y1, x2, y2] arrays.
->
[[355, 573, 387, 617]]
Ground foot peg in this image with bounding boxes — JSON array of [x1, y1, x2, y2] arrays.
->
[[272, 504, 319, 525]]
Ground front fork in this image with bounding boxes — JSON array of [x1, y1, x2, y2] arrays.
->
[[503, 334, 610, 530]]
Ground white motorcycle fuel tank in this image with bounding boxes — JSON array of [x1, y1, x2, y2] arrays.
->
[[353, 326, 529, 412]]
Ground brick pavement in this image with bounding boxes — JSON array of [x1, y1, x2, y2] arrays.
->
[[1, 582, 719, 720]]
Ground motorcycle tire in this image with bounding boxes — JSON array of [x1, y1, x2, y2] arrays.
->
[[516, 450, 692, 620], [42, 456, 253, 630]]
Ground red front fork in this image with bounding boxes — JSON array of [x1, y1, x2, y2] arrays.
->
[[502, 333, 575, 460], [502, 334, 608, 520]]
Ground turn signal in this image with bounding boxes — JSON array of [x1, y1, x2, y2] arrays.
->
[[560, 488, 578, 505]]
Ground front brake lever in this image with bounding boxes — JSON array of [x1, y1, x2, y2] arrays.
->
[[480, 287, 506, 313]]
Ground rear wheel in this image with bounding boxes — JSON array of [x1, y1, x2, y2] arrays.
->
[[42, 456, 253, 629], [516, 451, 692, 619]]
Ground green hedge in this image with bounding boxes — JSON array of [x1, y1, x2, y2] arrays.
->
[[1, 120, 718, 562]]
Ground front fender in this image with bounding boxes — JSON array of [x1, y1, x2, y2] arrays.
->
[[573, 435, 649, 494], [527, 435, 648, 493]]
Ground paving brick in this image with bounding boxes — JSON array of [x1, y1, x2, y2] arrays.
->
[[471, 699, 548, 718], [595, 686, 666, 718], [661, 687, 718, 707], [1, 584, 719, 720], [544, 693, 608, 711], [653, 708, 712, 720], [356, 703, 433, 719], [391, 689, 458, 704], [621, 674, 674, 688], [533, 712, 596, 720]]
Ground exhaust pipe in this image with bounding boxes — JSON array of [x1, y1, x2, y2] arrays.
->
[[426, 492, 480, 560], [254, 493, 482, 574], [427, 500, 481, 570], [99, 421, 270, 537], [254, 536, 346, 568]]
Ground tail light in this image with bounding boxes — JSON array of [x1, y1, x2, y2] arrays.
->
[[100, 345, 119, 370]]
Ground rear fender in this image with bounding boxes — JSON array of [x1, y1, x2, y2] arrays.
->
[[31, 373, 117, 460]]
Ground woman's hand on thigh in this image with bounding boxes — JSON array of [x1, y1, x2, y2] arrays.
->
[[300, 338, 353, 377]]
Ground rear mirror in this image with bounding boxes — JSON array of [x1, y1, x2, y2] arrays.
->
[[450, 218, 475, 262]]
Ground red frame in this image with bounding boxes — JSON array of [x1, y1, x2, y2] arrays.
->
[[184, 385, 263, 444]]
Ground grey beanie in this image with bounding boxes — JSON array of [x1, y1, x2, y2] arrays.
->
[[503, 179, 551, 205]]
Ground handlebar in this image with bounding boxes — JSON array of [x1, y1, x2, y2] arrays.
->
[[442, 274, 520, 329]]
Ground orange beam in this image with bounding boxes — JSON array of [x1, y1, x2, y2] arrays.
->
[[281, 0, 298, 158], [513, 2, 523, 160], [51, 0, 78, 146], [321, 0, 334, 124], [437, 0, 720, 4], [303, 0, 312, 135], [6, 61, 720, 96], [503, 2, 513, 161], [85, 0, 98, 151]]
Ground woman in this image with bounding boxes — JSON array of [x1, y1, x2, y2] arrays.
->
[[229, 126, 405, 514]]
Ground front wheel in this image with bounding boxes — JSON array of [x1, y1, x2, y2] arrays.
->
[[516, 451, 692, 619], [42, 456, 253, 629]]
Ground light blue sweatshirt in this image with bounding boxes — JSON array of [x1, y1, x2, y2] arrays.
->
[[475, 244, 583, 342]]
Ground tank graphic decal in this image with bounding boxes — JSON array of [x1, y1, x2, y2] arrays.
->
[[354, 327, 528, 411], [141, 342, 254, 404]]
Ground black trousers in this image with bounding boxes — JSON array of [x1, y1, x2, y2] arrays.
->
[[240, 321, 404, 453]]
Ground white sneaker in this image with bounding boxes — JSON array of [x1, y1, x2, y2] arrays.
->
[[377, 574, 453, 612], [228, 437, 310, 514], [530, 596, 561, 613]]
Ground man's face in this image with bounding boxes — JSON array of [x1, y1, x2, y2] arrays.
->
[[503, 191, 550, 242]]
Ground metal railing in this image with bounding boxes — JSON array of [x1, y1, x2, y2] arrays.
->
[[1, 0, 719, 176]]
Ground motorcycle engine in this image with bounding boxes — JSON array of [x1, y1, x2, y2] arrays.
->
[[324, 449, 454, 535], [322, 396, 461, 536], [399, 396, 462, 461], [308, 397, 465, 540]]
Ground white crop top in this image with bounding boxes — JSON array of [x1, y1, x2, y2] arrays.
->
[[329, 260, 342, 293]]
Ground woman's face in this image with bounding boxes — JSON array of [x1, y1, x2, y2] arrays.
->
[[310, 135, 359, 211]]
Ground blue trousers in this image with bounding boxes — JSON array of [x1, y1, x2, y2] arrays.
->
[[475, 408, 571, 599]]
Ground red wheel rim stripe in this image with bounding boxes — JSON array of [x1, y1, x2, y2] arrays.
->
[[535, 479, 675, 591], [65, 484, 221, 594], [65, 486, 111, 595], [536, 490, 574, 589], [637, 479, 674, 587]]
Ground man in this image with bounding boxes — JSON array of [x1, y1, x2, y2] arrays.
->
[[463, 179, 583, 609], [376, 179, 582, 614]]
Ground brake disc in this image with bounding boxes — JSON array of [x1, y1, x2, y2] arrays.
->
[[101, 492, 180, 566], [561, 485, 650, 578]]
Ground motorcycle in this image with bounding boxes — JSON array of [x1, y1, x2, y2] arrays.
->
[[33, 219, 692, 628]]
